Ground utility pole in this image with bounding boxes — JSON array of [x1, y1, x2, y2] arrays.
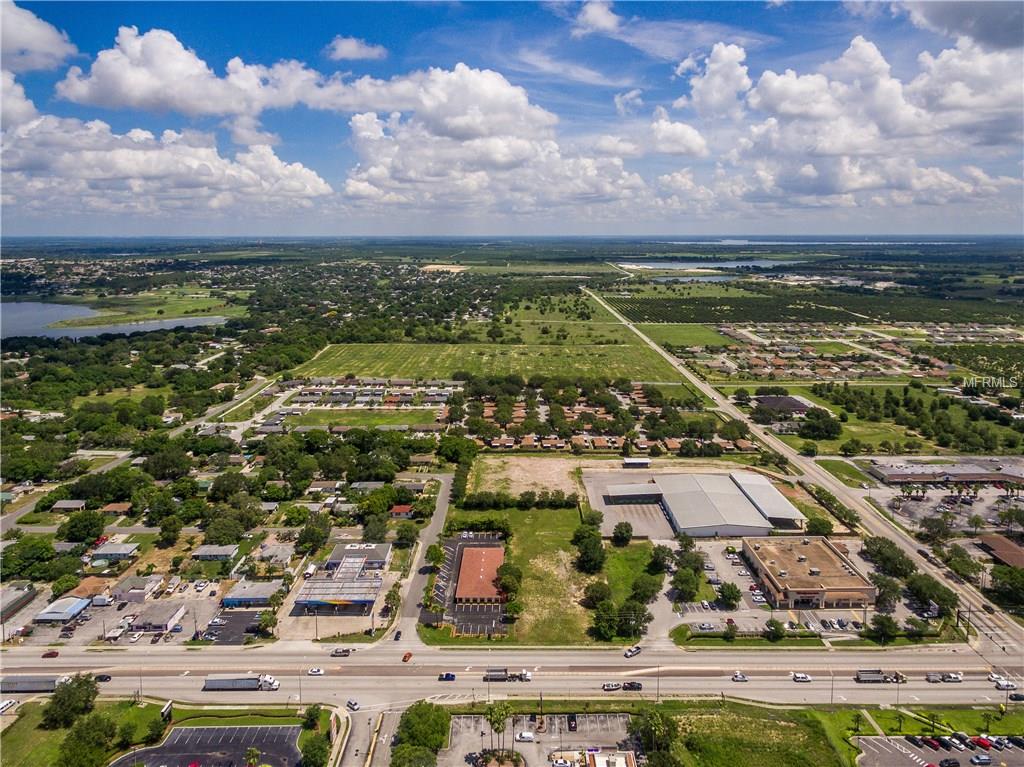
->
[[829, 669, 834, 706], [656, 665, 661, 703], [298, 667, 302, 707]]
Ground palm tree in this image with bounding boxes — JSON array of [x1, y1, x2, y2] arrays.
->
[[245, 746, 261, 767]]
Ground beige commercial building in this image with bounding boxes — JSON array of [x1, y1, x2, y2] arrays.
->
[[742, 537, 876, 609]]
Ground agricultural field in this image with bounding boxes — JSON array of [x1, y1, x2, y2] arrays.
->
[[293, 342, 686, 381], [607, 282, 763, 299], [916, 343, 1024, 382], [637, 323, 733, 348], [49, 287, 250, 328], [283, 408, 439, 428], [468, 319, 638, 346]]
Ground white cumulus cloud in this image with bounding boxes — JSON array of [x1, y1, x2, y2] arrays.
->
[[1, 1, 77, 72], [325, 35, 387, 61]]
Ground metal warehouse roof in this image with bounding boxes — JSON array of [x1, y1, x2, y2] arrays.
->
[[35, 596, 90, 622]]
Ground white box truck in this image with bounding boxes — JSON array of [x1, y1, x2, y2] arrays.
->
[[203, 674, 279, 691]]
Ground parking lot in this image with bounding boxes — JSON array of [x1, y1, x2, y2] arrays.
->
[[108, 725, 302, 767], [437, 533, 508, 637], [880, 482, 1018, 535], [677, 540, 913, 637], [857, 736, 1024, 767], [203, 609, 261, 644], [442, 713, 632, 767]]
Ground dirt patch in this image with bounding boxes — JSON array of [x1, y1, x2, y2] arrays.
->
[[470, 456, 621, 495], [135, 537, 194, 573], [777, 482, 852, 534], [516, 548, 590, 642], [421, 264, 468, 273]]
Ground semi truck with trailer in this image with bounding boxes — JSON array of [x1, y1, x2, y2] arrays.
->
[[482, 668, 532, 682], [203, 674, 280, 691], [854, 669, 906, 683], [0, 675, 71, 693]]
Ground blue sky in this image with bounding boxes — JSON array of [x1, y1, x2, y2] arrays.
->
[[2, 1, 1022, 235]]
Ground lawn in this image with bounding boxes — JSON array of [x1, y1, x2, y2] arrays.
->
[[294, 343, 685, 381], [670, 624, 824, 649], [806, 341, 856, 354], [1, 700, 163, 767], [870, 707, 1024, 736], [284, 408, 438, 428], [72, 384, 174, 408], [219, 399, 261, 423], [816, 459, 875, 488], [636, 323, 733, 347], [604, 542, 655, 603], [50, 287, 249, 328], [439, 507, 600, 645]]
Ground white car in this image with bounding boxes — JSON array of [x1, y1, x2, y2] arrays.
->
[[995, 679, 1017, 691], [988, 672, 1004, 682], [737, 569, 749, 576], [792, 673, 813, 683], [601, 682, 622, 692], [515, 732, 536, 743], [732, 672, 748, 682], [129, 632, 144, 643], [346, 699, 360, 711], [307, 668, 325, 676], [624, 646, 641, 658], [195, 581, 208, 592], [553, 760, 572, 767], [751, 595, 766, 603]]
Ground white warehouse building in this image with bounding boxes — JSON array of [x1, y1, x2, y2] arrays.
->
[[605, 471, 806, 538]]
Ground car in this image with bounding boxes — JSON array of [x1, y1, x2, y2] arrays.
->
[[624, 646, 641, 658], [195, 580, 208, 591], [792, 673, 812, 683], [117, 601, 128, 611], [787, 621, 799, 630], [1009, 736, 1024, 748], [553, 760, 572, 767], [331, 648, 352, 657], [923, 737, 942, 750], [995, 679, 1017, 690], [42, 650, 59, 658], [737, 569, 749, 576], [394, 630, 403, 641], [150, 633, 162, 644], [171, 624, 183, 633], [567, 714, 577, 732], [1009, 692, 1024, 701], [178, 583, 189, 593], [346, 700, 360, 711], [700, 600, 710, 610], [969, 756, 992, 765], [307, 668, 324, 676], [938, 736, 955, 750], [602, 683, 622, 692], [939, 759, 962, 767], [982, 603, 995, 614], [697, 622, 714, 631], [851, 620, 863, 630], [622, 682, 643, 691], [726, 618, 735, 625], [402, 652, 412, 662], [515, 732, 536, 743], [130, 632, 144, 643], [732, 672, 748, 682], [971, 737, 992, 750], [209, 618, 226, 627], [942, 672, 963, 683], [703, 563, 715, 571], [906, 735, 924, 747], [836, 618, 848, 629], [751, 595, 766, 603], [438, 673, 456, 682], [987, 672, 1004, 682], [59, 632, 73, 640]]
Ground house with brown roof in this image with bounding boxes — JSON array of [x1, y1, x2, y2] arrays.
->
[[101, 502, 132, 515], [454, 546, 505, 604]]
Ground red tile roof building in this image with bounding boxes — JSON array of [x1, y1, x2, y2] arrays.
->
[[454, 546, 505, 603]]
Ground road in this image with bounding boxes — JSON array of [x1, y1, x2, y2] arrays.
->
[[583, 289, 1024, 660]]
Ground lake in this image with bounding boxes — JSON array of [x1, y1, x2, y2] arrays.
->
[[1, 301, 227, 339]]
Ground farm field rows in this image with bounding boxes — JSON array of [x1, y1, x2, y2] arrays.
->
[[293, 342, 687, 381]]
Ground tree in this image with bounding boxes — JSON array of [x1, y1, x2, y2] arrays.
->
[[146, 716, 165, 744], [628, 706, 679, 753], [863, 536, 917, 578], [799, 441, 819, 457], [395, 521, 419, 549], [158, 515, 183, 547], [852, 711, 864, 735], [576, 535, 606, 574], [57, 712, 115, 767], [798, 408, 842, 440], [764, 618, 786, 641], [208, 471, 248, 502], [671, 568, 699, 602], [905, 573, 958, 616], [116, 720, 135, 748], [717, 582, 742, 609], [303, 704, 323, 730], [592, 599, 619, 641], [806, 517, 833, 536], [385, 583, 401, 613], [869, 573, 902, 613], [630, 573, 663, 604], [990, 565, 1024, 606], [42, 673, 98, 728], [484, 701, 512, 754], [246, 746, 262, 767], [505, 600, 524, 621], [204, 516, 245, 545], [870, 614, 900, 644], [58, 510, 106, 543], [391, 744, 438, 767], [496, 563, 523, 597], [722, 622, 738, 641], [583, 581, 612, 608], [611, 522, 633, 547], [301, 735, 330, 767], [257, 609, 278, 637], [396, 701, 451, 753], [426, 544, 445, 568], [51, 574, 80, 597], [648, 545, 673, 574], [618, 599, 653, 637], [968, 513, 985, 535]]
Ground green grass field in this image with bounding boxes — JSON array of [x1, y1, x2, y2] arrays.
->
[[1, 701, 163, 767], [294, 343, 685, 381], [807, 341, 856, 354], [72, 384, 174, 408], [50, 287, 249, 328], [604, 542, 655, 603], [636, 323, 733, 347], [284, 408, 438, 428], [438, 507, 602, 645], [817, 459, 875, 488]]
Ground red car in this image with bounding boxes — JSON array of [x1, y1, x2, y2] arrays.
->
[[972, 737, 992, 750], [402, 652, 413, 662], [94, 535, 109, 546], [41, 650, 59, 658], [922, 737, 941, 750]]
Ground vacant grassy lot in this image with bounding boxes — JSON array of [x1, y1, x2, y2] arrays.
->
[[51, 287, 249, 328], [817, 459, 875, 488], [442, 507, 595, 645], [1, 700, 163, 767], [604, 542, 655, 604], [637, 323, 733, 347], [72, 384, 174, 407], [294, 343, 684, 381], [284, 408, 438, 428]]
